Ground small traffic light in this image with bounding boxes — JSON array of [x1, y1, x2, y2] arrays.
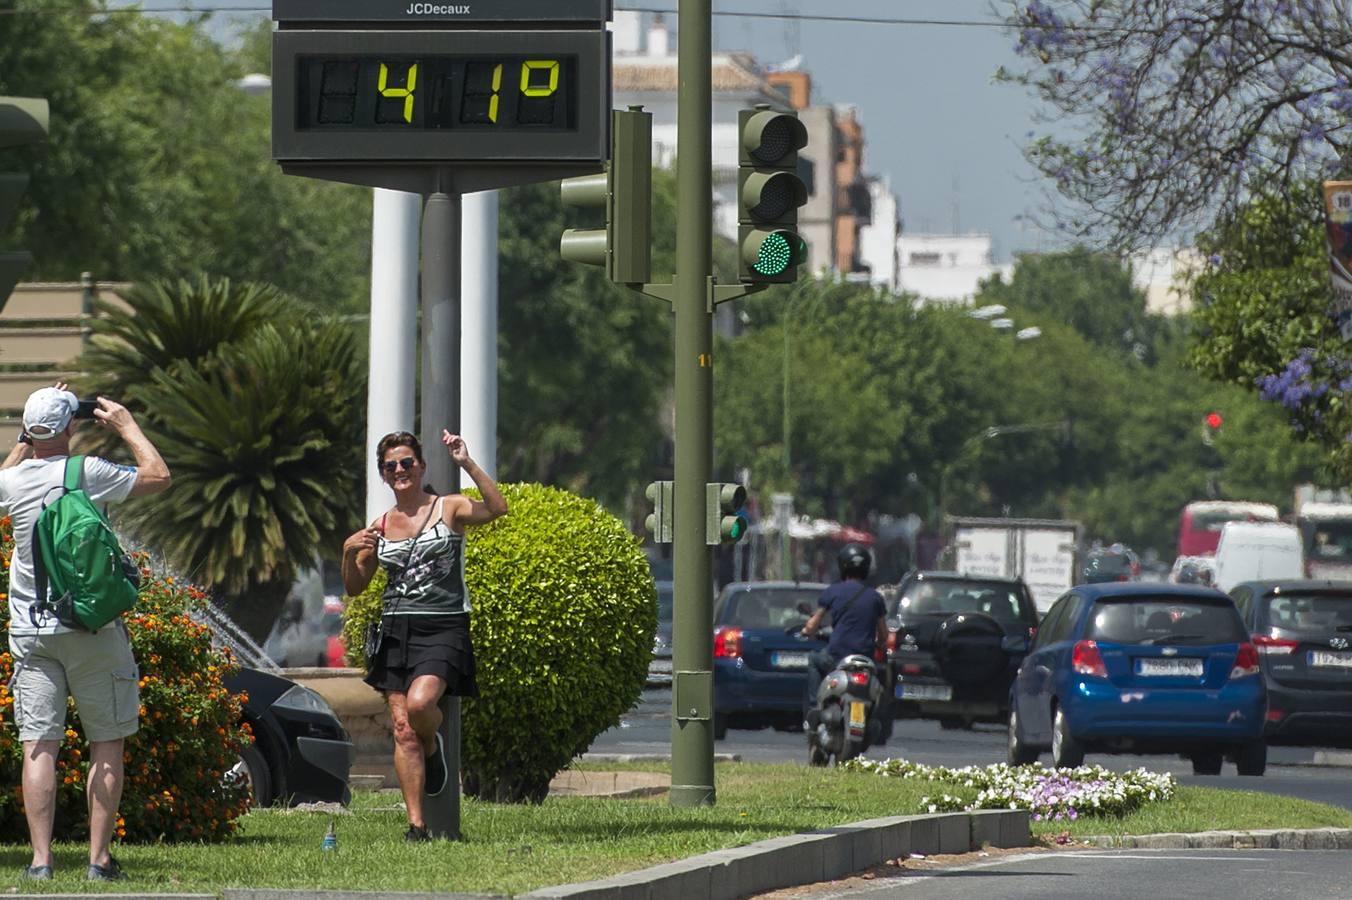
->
[[560, 107, 651, 283], [1201, 411, 1223, 446], [738, 107, 808, 283], [645, 480, 673, 544], [0, 97, 49, 311], [706, 482, 748, 545]]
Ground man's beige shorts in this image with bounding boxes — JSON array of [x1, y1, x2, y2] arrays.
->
[[8, 626, 140, 743]]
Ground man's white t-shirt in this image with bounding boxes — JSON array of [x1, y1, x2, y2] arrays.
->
[[0, 455, 138, 634]]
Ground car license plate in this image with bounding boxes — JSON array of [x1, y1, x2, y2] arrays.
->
[[1138, 658, 1203, 677], [1309, 650, 1352, 669], [897, 682, 953, 701], [771, 651, 809, 669], [849, 701, 866, 728]]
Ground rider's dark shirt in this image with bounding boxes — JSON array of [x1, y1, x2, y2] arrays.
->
[[818, 579, 886, 658]]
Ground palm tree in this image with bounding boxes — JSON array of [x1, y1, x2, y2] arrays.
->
[[75, 277, 366, 639]]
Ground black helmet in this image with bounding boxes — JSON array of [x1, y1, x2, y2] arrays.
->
[[837, 543, 871, 579]]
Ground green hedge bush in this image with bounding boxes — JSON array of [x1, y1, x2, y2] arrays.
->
[[0, 518, 254, 843], [344, 483, 655, 802]]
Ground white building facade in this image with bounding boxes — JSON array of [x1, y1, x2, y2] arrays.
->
[[897, 233, 1013, 304]]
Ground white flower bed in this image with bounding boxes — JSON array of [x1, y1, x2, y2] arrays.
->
[[842, 758, 1176, 823]]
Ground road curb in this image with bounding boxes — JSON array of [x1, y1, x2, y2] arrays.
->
[[519, 809, 1031, 900], [1085, 827, 1352, 850], [579, 753, 741, 763]]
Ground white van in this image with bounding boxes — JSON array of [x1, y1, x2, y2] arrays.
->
[[1213, 521, 1305, 593]]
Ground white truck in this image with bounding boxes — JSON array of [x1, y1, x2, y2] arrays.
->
[[949, 517, 1081, 614], [1294, 485, 1352, 580]]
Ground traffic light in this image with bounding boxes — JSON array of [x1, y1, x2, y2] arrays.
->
[[706, 482, 748, 545], [1202, 411, 1223, 446], [645, 480, 673, 544], [559, 107, 651, 283], [738, 107, 808, 283], [0, 97, 49, 311]]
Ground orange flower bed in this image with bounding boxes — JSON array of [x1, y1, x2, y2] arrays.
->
[[0, 520, 252, 843]]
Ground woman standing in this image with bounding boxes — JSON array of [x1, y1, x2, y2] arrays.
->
[[341, 429, 507, 842]]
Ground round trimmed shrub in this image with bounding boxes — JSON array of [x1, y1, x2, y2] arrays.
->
[[344, 483, 655, 803], [0, 518, 253, 842]]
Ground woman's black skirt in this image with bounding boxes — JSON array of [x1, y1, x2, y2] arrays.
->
[[363, 613, 478, 697]]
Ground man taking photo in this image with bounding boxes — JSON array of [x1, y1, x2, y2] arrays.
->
[[2, 385, 170, 882]]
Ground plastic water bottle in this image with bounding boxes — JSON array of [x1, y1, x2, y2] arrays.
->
[[321, 820, 337, 853]]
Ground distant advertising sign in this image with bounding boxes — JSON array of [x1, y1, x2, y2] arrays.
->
[[1322, 180, 1352, 340]]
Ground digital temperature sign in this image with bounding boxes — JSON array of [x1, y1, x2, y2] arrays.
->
[[297, 55, 577, 132], [272, 29, 609, 180]]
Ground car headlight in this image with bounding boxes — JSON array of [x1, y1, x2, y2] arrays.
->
[[272, 684, 338, 717]]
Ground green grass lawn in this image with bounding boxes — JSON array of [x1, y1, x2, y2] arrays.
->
[[3, 762, 1351, 896]]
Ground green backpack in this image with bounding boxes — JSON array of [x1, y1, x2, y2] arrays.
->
[[30, 455, 141, 632]]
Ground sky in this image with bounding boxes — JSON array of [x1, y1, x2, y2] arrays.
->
[[193, 0, 1062, 263]]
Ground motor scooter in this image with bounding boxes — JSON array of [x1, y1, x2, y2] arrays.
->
[[807, 653, 884, 766]]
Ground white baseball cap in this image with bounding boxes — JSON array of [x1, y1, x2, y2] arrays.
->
[[22, 387, 79, 440]]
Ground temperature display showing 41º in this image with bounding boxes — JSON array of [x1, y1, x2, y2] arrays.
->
[[297, 55, 578, 131]]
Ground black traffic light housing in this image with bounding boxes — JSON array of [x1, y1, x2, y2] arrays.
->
[[560, 106, 651, 284], [738, 107, 808, 284], [0, 97, 49, 311]]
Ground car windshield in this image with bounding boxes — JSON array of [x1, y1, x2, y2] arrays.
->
[[894, 580, 1031, 624], [1260, 591, 1352, 633], [1087, 598, 1246, 644], [1305, 522, 1352, 562], [1193, 510, 1265, 532], [720, 587, 820, 630], [656, 581, 674, 624]]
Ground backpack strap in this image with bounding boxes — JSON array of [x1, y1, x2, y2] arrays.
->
[[30, 456, 83, 628], [64, 454, 85, 492]]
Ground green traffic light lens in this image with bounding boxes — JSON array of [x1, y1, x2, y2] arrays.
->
[[754, 232, 794, 275], [730, 516, 746, 540]]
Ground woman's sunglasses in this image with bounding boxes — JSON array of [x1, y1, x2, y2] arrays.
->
[[381, 456, 417, 474]]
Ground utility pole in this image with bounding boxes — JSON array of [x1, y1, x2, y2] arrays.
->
[[669, 0, 717, 808]]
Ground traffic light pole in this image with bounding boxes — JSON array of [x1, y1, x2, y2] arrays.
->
[[669, 0, 717, 809], [420, 190, 462, 840]]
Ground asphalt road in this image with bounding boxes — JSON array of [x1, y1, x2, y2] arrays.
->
[[753, 849, 1352, 900], [588, 687, 1352, 809]]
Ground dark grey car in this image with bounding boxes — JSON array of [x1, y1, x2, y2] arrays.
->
[[1229, 579, 1352, 747]]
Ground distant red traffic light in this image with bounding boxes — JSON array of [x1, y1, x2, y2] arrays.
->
[[1205, 412, 1223, 429]]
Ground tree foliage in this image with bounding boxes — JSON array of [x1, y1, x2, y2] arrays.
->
[[0, 2, 371, 312], [76, 278, 365, 638], [495, 175, 677, 509], [999, 0, 1352, 248], [1187, 182, 1352, 480], [716, 251, 1318, 557]]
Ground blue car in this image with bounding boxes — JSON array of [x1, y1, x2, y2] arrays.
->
[[1008, 583, 1267, 775], [712, 581, 828, 740]]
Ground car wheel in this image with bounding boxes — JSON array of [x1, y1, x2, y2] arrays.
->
[[1236, 739, 1267, 776], [1190, 748, 1224, 776], [713, 712, 729, 741], [1007, 706, 1039, 766], [1050, 706, 1085, 769], [227, 744, 273, 807]]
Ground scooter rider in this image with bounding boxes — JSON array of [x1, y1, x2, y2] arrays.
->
[[801, 543, 888, 722]]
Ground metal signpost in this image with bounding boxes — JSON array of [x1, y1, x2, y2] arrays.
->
[[273, 0, 612, 838]]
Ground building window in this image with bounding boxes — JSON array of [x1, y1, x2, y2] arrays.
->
[[909, 252, 941, 266]]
